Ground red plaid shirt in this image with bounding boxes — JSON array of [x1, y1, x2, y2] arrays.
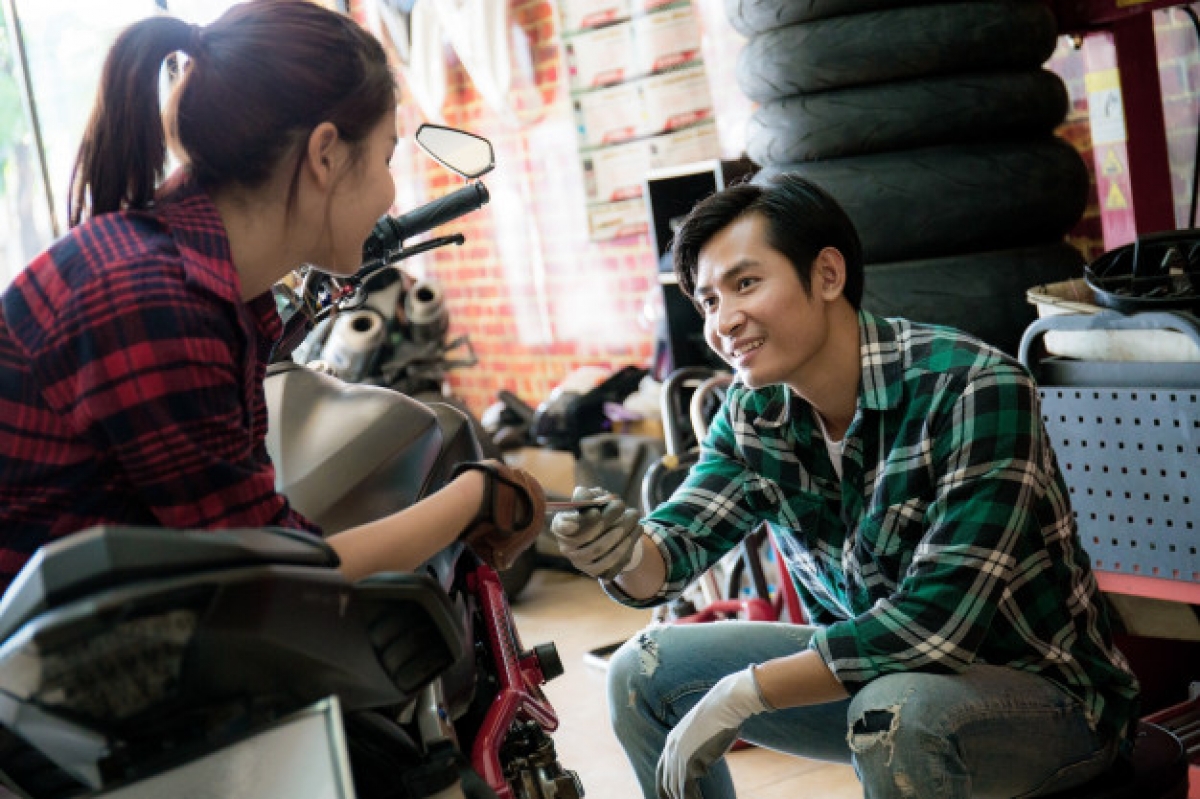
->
[[0, 176, 320, 593]]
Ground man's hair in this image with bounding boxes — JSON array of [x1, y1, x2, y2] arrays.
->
[[671, 173, 864, 310]]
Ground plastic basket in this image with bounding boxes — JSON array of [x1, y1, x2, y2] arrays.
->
[[1026, 279, 1200, 362], [1019, 312, 1200, 594]]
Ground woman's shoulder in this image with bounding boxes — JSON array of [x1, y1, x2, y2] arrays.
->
[[5, 212, 217, 356]]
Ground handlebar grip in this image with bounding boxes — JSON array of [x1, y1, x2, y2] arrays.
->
[[362, 182, 490, 262]]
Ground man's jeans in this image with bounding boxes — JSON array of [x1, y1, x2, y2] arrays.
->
[[608, 621, 1118, 799]]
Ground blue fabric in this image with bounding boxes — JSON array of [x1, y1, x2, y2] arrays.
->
[[609, 621, 1118, 799]]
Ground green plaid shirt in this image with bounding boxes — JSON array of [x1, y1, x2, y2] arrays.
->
[[627, 310, 1139, 741]]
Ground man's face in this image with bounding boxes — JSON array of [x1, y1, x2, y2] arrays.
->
[[694, 213, 833, 392]]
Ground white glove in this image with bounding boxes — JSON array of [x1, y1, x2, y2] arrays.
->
[[549, 486, 644, 580], [656, 667, 771, 799]]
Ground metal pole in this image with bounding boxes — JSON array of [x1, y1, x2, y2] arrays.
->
[[1, 0, 60, 238]]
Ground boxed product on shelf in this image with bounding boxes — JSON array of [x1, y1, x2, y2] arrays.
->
[[586, 198, 649, 241], [559, 0, 631, 31], [631, 5, 701, 75], [565, 22, 637, 89], [573, 66, 712, 147], [583, 122, 719, 203], [565, 6, 700, 91]]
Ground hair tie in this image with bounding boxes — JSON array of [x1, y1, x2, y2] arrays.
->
[[186, 23, 205, 57]]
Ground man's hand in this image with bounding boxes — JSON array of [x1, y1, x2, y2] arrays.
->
[[452, 460, 546, 570], [656, 667, 771, 799], [549, 487, 643, 580]]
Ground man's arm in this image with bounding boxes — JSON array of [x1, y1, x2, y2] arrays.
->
[[755, 649, 849, 709], [554, 388, 763, 607], [612, 532, 667, 600], [809, 363, 1051, 692]]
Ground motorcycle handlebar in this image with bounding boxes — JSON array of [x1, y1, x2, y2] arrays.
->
[[362, 182, 490, 262]]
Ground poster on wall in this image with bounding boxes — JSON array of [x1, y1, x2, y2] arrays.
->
[[559, 0, 719, 241]]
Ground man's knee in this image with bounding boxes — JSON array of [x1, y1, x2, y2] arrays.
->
[[846, 675, 954, 796], [606, 627, 665, 715]]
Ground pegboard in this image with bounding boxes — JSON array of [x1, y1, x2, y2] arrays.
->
[[1039, 387, 1200, 585]]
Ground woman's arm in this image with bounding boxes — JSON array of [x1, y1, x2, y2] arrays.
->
[[328, 469, 486, 580]]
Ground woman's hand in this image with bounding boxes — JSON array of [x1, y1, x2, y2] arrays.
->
[[452, 460, 546, 570]]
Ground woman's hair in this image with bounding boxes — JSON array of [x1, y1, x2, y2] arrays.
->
[[671, 173, 865, 310], [69, 0, 395, 227]]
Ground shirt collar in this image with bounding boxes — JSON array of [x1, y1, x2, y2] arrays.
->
[[149, 171, 282, 343], [752, 309, 905, 429], [857, 309, 905, 411]]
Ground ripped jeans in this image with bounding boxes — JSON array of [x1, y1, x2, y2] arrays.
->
[[608, 621, 1118, 799]]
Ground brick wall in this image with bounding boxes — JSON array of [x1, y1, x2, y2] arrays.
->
[[394, 0, 651, 417], [387, 1, 1200, 416]]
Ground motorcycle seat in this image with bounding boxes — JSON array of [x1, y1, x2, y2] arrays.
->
[[0, 525, 337, 645]]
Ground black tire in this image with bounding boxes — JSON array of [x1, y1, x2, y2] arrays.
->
[[756, 138, 1090, 264], [737, 2, 1058, 102], [726, 0, 910, 35], [747, 70, 1068, 164], [862, 241, 1086, 355], [724, 0, 996, 36]]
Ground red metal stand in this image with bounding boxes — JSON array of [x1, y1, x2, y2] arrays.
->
[[1045, 0, 1184, 236]]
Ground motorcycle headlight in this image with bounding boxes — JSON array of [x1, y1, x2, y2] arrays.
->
[[0, 608, 198, 721]]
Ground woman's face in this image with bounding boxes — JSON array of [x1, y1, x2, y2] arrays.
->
[[319, 109, 399, 276]]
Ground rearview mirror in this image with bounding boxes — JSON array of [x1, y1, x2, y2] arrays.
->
[[415, 124, 495, 179]]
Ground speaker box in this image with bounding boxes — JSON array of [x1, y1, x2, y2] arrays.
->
[[644, 158, 756, 373]]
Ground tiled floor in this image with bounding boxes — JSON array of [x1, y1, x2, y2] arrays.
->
[[510, 568, 864, 799]]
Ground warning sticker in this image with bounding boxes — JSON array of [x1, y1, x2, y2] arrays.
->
[[1105, 181, 1129, 210], [1102, 149, 1124, 176]]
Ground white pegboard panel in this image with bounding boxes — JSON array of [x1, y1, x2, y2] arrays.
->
[[1040, 387, 1200, 584]]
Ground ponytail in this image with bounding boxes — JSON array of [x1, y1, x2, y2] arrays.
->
[[69, 16, 194, 227], [68, 1, 394, 229]]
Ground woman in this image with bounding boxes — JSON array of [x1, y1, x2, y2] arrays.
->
[[0, 0, 543, 594]]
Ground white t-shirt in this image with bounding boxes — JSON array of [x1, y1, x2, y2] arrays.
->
[[811, 407, 845, 480]]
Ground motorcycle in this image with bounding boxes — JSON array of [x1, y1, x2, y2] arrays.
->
[[0, 125, 582, 799], [280, 124, 537, 599], [282, 125, 489, 426]]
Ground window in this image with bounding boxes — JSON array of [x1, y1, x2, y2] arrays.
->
[[0, 0, 243, 290]]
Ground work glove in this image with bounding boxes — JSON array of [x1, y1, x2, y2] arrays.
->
[[656, 666, 772, 799], [549, 486, 644, 580], [451, 459, 546, 571]]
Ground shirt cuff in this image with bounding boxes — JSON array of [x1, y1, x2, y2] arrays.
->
[[807, 622, 875, 695], [600, 527, 675, 609]]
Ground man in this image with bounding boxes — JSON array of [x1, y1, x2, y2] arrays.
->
[[550, 174, 1139, 799]]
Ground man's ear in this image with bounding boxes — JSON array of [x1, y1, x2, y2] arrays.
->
[[811, 247, 847, 301], [304, 122, 342, 192]]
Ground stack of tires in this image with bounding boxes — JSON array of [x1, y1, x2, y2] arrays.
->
[[728, 0, 1087, 354]]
